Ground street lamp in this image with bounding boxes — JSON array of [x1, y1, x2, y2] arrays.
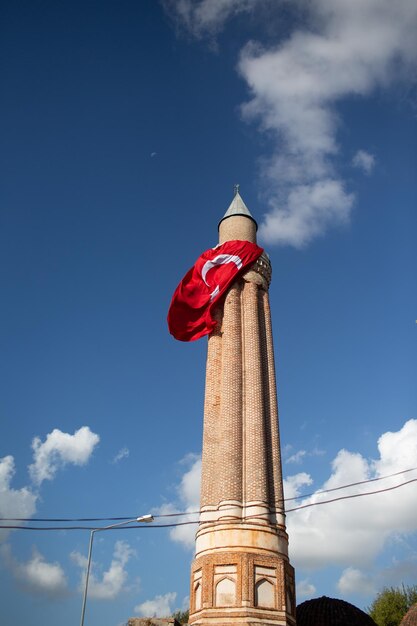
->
[[80, 514, 154, 626]]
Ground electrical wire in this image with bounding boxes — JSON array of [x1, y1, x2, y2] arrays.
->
[[1, 466, 415, 523], [283, 466, 417, 503], [1, 475, 415, 531], [285, 476, 417, 512]]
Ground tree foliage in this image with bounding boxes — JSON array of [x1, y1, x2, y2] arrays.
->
[[368, 585, 417, 626], [172, 609, 189, 624]]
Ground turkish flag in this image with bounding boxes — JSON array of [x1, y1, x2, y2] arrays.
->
[[168, 240, 263, 342]]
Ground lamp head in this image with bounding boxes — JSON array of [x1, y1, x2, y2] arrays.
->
[[136, 514, 154, 523]]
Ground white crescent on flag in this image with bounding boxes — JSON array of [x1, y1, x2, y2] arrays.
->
[[201, 254, 243, 300], [168, 240, 263, 341]]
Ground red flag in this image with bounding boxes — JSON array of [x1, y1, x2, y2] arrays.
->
[[168, 240, 263, 342]]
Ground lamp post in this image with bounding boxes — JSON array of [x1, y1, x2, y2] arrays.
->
[[80, 514, 154, 626]]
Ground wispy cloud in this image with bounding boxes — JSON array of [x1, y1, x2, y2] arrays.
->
[[29, 426, 100, 485], [162, 0, 262, 39], [71, 540, 136, 600], [239, 0, 417, 246], [134, 591, 177, 617], [1, 544, 68, 598], [284, 445, 325, 465], [286, 449, 307, 464], [336, 553, 417, 597], [112, 447, 130, 464], [297, 578, 317, 599], [166, 0, 417, 246], [352, 150, 376, 175]]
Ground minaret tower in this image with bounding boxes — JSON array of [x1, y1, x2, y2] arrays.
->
[[189, 188, 296, 626]]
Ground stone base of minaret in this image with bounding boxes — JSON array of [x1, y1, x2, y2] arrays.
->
[[189, 520, 296, 626]]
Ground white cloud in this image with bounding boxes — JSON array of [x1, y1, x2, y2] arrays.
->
[[240, 0, 417, 245], [167, 0, 417, 246], [71, 540, 135, 600], [1, 543, 68, 597], [161, 425, 417, 586], [286, 419, 417, 570], [163, 0, 262, 38], [284, 472, 313, 500], [112, 447, 130, 464], [29, 426, 100, 485], [335, 554, 417, 598], [134, 591, 177, 617], [168, 455, 201, 549], [177, 453, 201, 507], [0, 455, 37, 542], [157, 454, 201, 550], [284, 446, 325, 465], [352, 150, 376, 174], [297, 578, 317, 599], [337, 567, 376, 596], [374, 419, 417, 476], [257, 179, 354, 247], [286, 449, 307, 464]]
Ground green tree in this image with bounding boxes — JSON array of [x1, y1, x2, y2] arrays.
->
[[172, 609, 189, 624], [368, 585, 417, 626]]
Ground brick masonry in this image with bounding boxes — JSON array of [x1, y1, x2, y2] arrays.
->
[[190, 213, 296, 626]]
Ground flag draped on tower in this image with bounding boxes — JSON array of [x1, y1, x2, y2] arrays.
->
[[168, 240, 263, 342]]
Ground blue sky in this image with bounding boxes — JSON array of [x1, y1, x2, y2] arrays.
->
[[0, 0, 416, 624]]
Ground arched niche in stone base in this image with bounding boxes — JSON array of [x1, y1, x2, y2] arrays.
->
[[255, 578, 275, 609], [193, 582, 202, 611], [215, 577, 236, 607]]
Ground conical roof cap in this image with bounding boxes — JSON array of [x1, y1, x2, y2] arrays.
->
[[218, 186, 258, 230]]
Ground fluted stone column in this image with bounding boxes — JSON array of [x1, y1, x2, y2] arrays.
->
[[242, 280, 269, 520], [218, 283, 243, 515], [200, 308, 223, 510], [261, 289, 285, 516]]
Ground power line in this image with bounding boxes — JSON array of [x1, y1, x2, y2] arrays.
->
[[1, 475, 415, 531], [285, 476, 417, 513], [283, 466, 417, 503], [152, 466, 417, 518], [1, 466, 415, 523]]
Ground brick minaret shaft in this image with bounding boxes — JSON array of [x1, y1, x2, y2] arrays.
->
[[189, 190, 296, 626]]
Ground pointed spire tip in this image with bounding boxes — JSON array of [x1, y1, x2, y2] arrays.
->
[[218, 185, 258, 231]]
